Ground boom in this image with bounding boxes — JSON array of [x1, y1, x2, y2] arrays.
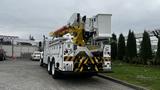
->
[[49, 14, 91, 46]]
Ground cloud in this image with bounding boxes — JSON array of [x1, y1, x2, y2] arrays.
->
[[0, 0, 160, 39]]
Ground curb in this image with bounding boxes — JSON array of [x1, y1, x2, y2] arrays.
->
[[97, 74, 148, 90]]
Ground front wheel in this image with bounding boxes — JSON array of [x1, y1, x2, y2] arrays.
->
[[40, 59, 44, 67]]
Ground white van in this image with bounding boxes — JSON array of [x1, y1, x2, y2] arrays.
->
[[31, 51, 43, 61]]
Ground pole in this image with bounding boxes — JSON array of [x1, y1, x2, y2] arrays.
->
[[12, 39, 14, 58], [0, 38, 2, 49], [43, 35, 45, 52]]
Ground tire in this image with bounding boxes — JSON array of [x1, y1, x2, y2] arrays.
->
[[0, 57, 2, 61], [51, 62, 59, 79], [40, 59, 44, 67], [47, 60, 52, 75], [2, 57, 4, 61]]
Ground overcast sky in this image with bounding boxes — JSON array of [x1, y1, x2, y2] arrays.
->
[[0, 0, 160, 40]]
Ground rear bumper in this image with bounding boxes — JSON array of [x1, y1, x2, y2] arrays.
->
[[57, 69, 112, 74]]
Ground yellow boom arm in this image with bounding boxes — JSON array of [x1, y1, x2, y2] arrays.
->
[[49, 23, 85, 46]]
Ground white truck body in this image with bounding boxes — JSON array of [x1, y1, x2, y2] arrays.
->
[[42, 36, 111, 73]]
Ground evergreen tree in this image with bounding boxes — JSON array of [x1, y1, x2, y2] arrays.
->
[[111, 33, 117, 60], [117, 33, 125, 60], [126, 30, 132, 62], [140, 31, 152, 64], [155, 37, 160, 65], [131, 31, 137, 58], [126, 30, 137, 63]]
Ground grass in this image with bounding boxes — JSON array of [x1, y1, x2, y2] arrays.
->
[[106, 60, 160, 90]]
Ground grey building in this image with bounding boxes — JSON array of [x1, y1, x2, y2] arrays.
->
[[0, 35, 39, 58]]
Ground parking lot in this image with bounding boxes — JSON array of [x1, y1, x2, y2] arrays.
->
[[0, 58, 134, 90]]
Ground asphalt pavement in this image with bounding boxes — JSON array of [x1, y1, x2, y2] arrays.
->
[[0, 58, 135, 90]]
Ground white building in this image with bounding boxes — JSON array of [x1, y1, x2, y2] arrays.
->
[[0, 35, 19, 41], [124, 30, 159, 54], [135, 34, 158, 53], [13, 39, 38, 46]]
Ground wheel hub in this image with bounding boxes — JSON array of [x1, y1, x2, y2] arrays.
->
[[48, 62, 50, 71]]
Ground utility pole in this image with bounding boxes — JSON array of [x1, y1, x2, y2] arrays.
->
[[43, 35, 46, 52], [12, 39, 14, 58], [0, 38, 3, 49], [42, 35, 46, 59]]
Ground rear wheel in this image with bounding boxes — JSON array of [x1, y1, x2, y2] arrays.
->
[[0, 57, 2, 61], [51, 62, 59, 79], [47, 61, 52, 75]]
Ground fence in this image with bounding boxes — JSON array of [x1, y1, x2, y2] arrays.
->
[[1, 45, 38, 58]]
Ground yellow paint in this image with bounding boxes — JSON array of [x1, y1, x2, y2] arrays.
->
[[95, 66, 99, 71], [78, 57, 85, 68], [80, 67, 83, 72], [89, 57, 95, 64], [84, 58, 88, 64]]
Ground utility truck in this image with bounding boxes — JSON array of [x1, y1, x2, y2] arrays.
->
[[40, 13, 112, 78]]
